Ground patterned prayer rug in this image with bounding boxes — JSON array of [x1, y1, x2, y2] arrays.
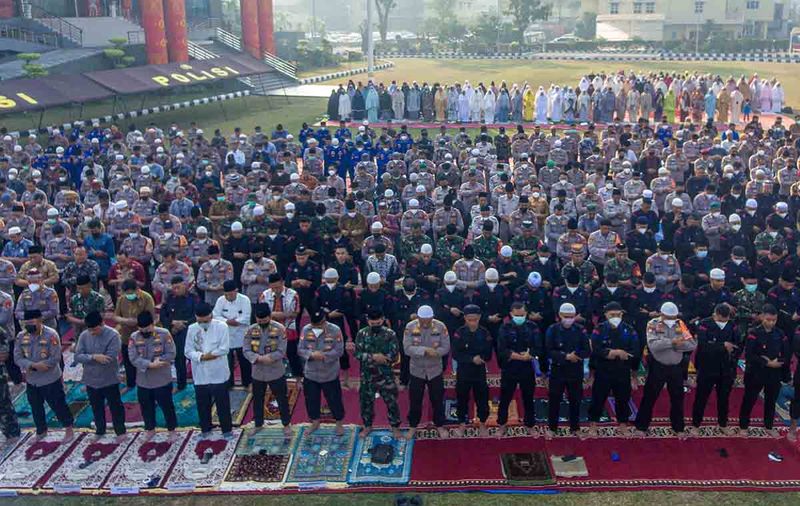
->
[[43, 432, 137, 490], [0, 432, 26, 465], [263, 380, 300, 424], [164, 429, 242, 489], [0, 430, 81, 489], [14, 381, 87, 429], [286, 425, 357, 484], [156, 384, 199, 428], [607, 396, 638, 423], [347, 429, 414, 485], [104, 430, 190, 489], [775, 384, 793, 426], [551, 455, 589, 478], [222, 428, 297, 488], [61, 350, 84, 383], [74, 385, 139, 429], [213, 387, 251, 426], [444, 399, 519, 426], [500, 452, 554, 486]]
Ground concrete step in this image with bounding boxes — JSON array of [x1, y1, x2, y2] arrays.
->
[[0, 47, 104, 80], [36, 16, 142, 47]]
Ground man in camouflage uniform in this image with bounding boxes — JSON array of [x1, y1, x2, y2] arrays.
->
[[66, 274, 108, 335], [0, 324, 20, 444], [604, 244, 642, 288], [561, 243, 599, 289], [241, 245, 277, 304], [472, 221, 502, 265], [732, 273, 766, 340], [510, 220, 541, 269], [436, 224, 465, 268], [355, 310, 403, 439], [400, 223, 432, 266]]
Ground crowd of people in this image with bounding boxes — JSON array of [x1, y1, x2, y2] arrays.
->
[[0, 101, 799, 449], [326, 71, 787, 126]]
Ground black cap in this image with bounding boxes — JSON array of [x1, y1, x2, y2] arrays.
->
[[643, 271, 656, 284], [24, 309, 42, 320], [268, 273, 282, 284], [208, 244, 220, 255], [195, 302, 213, 317], [658, 240, 673, 252], [254, 303, 271, 318], [309, 310, 326, 324], [296, 245, 308, 255], [366, 309, 384, 320], [463, 304, 481, 316], [137, 311, 154, 328], [223, 280, 237, 292], [76, 274, 92, 286], [482, 221, 494, 231], [170, 275, 185, 285], [604, 302, 623, 312], [84, 311, 103, 328], [28, 245, 42, 254]]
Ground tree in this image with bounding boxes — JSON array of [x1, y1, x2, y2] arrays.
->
[[430, 0, 456, 20], [103, 37, 135, 69], [574, 12, 597, 40], [17, 53, 47, 78], [375, 0, 397, 43], [471, 13, 513, 46], [506, 0, 551, 44]]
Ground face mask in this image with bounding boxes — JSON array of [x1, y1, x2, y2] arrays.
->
[[731, 193, 740, 199], [347, 211, 356, 218], [607, 286, 617, 294], [268, 234, 277, 240], [465, 259, 474, 266], [325, 282, 336, 290], [486, 282, 497, 290], [125, 293, 137, 301], [198, 322, 210, 331], [769, 231, 778, 238], [637, 227, 647, 234], [28, 283, 39, 292], [370, 325, 383, 333], [538, 256, 549, 264], [286, 212, 294, 219], [696, 250, 708, 259], [715, 321, 728, 329], [445, 284, 456, 292], [747, 210, 756, 216], [205, 171, 213, 177], [608, 317, 622, 327], [567, 286, 578, 294], [312, 328, 324, 337], [209, 259, 219, 267], [561, 317, 575, 327], [643, 286, 656, 293], [139, 330, 152, 338], [660, 254, 669, 260], [733, 258, 744, 265], [745, 283, 758, 293], [512, 315, 526, 325], [663, 319, 677, 327], [24, 324, 37, 334], [272, 195, 281, 201], [731, 224, 741, 232]]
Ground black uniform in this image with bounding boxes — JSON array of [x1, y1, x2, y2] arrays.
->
[[473, 285, 511, 340], [433, 287, 468, 336], [695, 285, 733, 321], [545, 322, 590, 432], [625, 230, 657, 268], [496, 320, 542, 426], [286, 259, 322, 330], [628, 287, 664, 349], [589, 321, 640, 423], [739, 324, 791, 430], [691, 317, 741, 427], [591, 287, 631, 322], [766, 285, 800, 336], [410, 258, 442, 297], [158, 292, 198, 390], [452, 325, 492, 424], [513, 285, 554, 336], [316, 284, 355, 370]]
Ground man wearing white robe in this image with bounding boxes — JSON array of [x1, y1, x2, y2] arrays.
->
[[730, 88, 743, 124], [550, 86, 563, 123], [772, 82, 784, 113], [535, 87, 548, 124]]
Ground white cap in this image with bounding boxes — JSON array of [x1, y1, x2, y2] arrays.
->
[[8, 226, 20, 235], [777, 202, 789, 211], [417, 305, 434, 319], [384, 189, 394, 198], [420, 243, 433, 254], [141, 165, 150, 174], [13, 145, 21, 152], [156, 147, 165, 153], [729, 213, 741, 224], [658, 167, 669, 176], [409, 173, 419, 182], [7, 168, 16, 175], [366, 272, 381, 284], [46, 208, 58, 217], [408, 198, 419, 208], [415, 185, 426, 193], [371, 222, 383, 231], [332, 138, 339, 146], [231, 221, 243, 231], [290, 173, 300, 181], [710, 268, 726, 280], [196, 129, 204, 135], [55, 146, 64, 155], [286, 134, 294, 140], [500, 245, 513, 257], [2, 135, 10, 141], [285, 202, 295, 210], [115, 200, 128, 210], [746, 199, 758, 209], [358, 126, 366, 132], [559, 303, 576, 314], [471, 148, 480, 156], [196, 226, 208, 235], [642, 189, 653, 199], [485, 268, 499, 281], [253, 205, 265, 216], [239, 134, 247, 140], [323, 268, 339, 279], [176, 152, 185, 159], [140, 186, 151, 194], [444, 271, 457, 283], [554, 140, 562, 148], [527, 271, 542, 287], [671, 198, 684, 208], [251, 162, 261, 169], [660, 302, 679, 317]]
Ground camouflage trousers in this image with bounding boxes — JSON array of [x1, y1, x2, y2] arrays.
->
[[359, 371, 401, 427], [0, 376, 20, 439]]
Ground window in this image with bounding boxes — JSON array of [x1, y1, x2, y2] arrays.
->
[[746, 0, 759, 9], [694, 1, 704, 13], [645, 2, 655, 13], [742, 23, 755, 35], [610, 2, 619, 13], [633, 2, 642, 13]]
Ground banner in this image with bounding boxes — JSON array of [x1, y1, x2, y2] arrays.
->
[[0, 75, 112, 114], [84, 56, 272, 94]]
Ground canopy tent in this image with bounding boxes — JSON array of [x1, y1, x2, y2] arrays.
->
[[0, 74, 113, 113]]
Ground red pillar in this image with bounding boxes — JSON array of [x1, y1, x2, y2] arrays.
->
[[0, 0, 13, 18], [140, 0, 168, 65], [241, 0, 261, 59], [163, 0, 188, 63], [257, 0, 275, 55]]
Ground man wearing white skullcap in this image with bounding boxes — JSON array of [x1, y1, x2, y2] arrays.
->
[[315, 266, 356, 385], [404, 304, 450, 438], [634, 301, 697, 436], [433, 269, 468, 345]]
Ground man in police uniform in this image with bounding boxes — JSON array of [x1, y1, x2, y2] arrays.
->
[[404, 305, 450, 438], [316, 268, 355, 384], [197, 244, 234, 305], [646, 241, 682, 293], [14, 268, 59, 330], [152, 250, 195, 302], [14, 309, 74, 442], [589, 302, 640, 437], [128, 311, 177, 440], [240, 244, 277, 304], [452, 305, 492, 437], [634, 302, 697, 436], [298, 310, 345, 435], [355, 310, 403, 440], [243, 304, 292, 437], [545, 303, 590, 438]]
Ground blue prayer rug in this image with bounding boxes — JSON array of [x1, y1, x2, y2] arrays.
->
[[774, 384, 794, 426], [347, 429, 414, 485], [286, 425, 357, 483]]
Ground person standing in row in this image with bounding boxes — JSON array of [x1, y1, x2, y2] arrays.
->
[[299, 310, 345, 435], [213, 280, 252, 388], [452, 304, 492, 437], [0, 325, 20, 445], [75, 311, 126, 440], [159, 276, 198, 391], [128, 311, 177, 440], [243, 304, 292, 437], [186, 303, 233, 438]]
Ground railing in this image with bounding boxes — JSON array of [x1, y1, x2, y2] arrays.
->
[[187, 40, 219, 60], [27, 4, 83, 46], [0, 24, 60, 47], [188, 17, 222, 32], [126, 29, 145, 45], [263, 51, 297, 80], [215, 27, 241, 51]]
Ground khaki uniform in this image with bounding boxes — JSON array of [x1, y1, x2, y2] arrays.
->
[[645, 253, 681, 292], [196, 259, 235, 304], [403, 319, 450, 380], [240, 258, 277, 303], [152, 260, 194, 300], [15, 287, 59, 329]]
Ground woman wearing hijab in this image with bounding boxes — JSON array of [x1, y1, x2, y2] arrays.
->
[[759, 80, 772, 113], [338, 89, 352, 121], [483, 87, 496, 124], [365, 84, 380, 123], [379, 85, 393, 121], [351, 87, 365, 121], [496, 86, 510, 123], [470, 86, 483, 122], [523, 85, 535, 122], [653, 89, 665, 121], [421, 83, 435, 122], [690, 89, 704, 123], [510, 86, 523, 123], [391, 86, 405, 121], [663, 88, 676, 123], [772, 81, 784, 113], [577, 89, 590, 122], [327, 89, 340, 121], [704, 88, 717, 123], [448, 85, 460, 122], [458, 90, 470, 123], [434, 84, 447, 122]]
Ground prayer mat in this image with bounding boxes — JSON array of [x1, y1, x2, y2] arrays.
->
[[500, 452, 555, 486], [775, 384, 794, 426], [74, 385, 140, 429], [286, 425, 357, 484], [347, 429, 414, 485], [550, 455, 589, 478], [164, 429, 242, 489], [444, 398, 519, 426], [61, 350, 84, 383], [222, 428, 297, 488], [14, 382, 86, 429], [105, 430, 190, 489], [157, 384, 199, 428], [606, 396, 638, 423], [534, 397, 606, 423], [43, 432, 137, 490], [0, 430, 81, 489], [0, 432, 26, 465], [213, 387, 251, 426]]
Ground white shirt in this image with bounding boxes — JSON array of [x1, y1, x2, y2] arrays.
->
[[184, 319, 230, 385], [213, 293, 251, 348]]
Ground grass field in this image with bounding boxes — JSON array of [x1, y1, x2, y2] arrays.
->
[[317, 59, 800, 109], [7, 491, 800, 505]]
